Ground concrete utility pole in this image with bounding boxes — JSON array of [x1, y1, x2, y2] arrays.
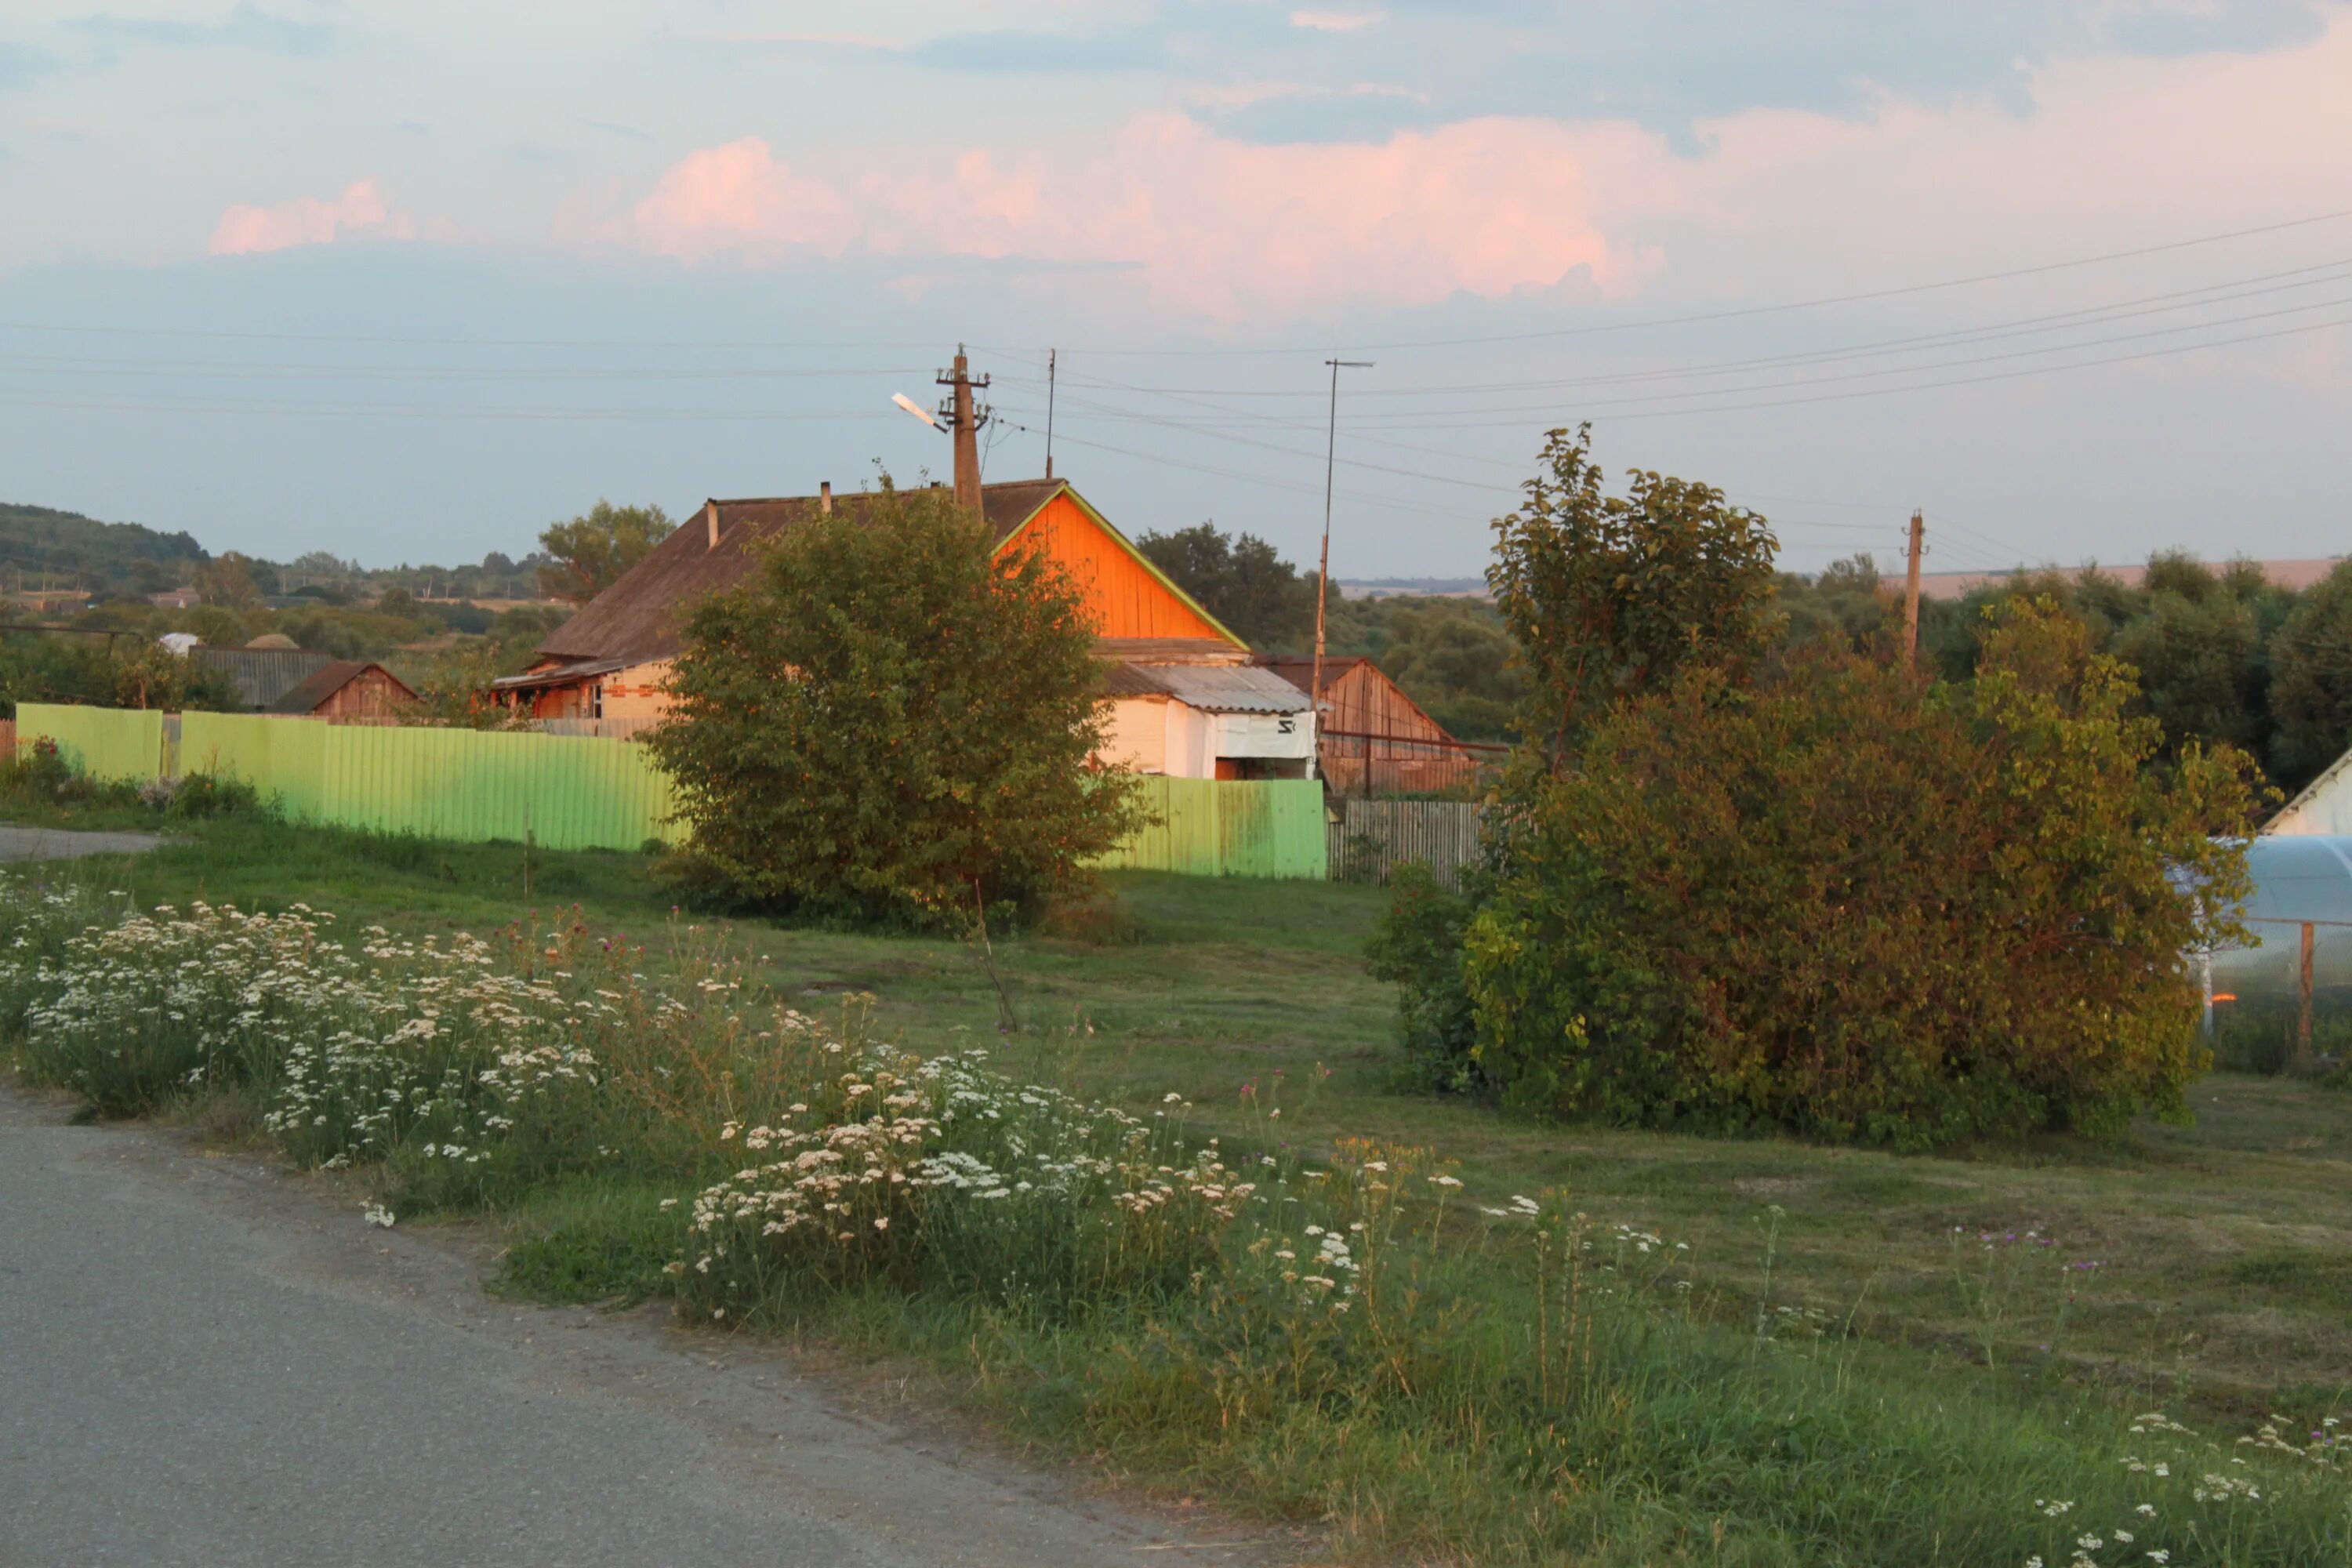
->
[[1903, 508, 1925, 668], [936, 347, 991, 514], [1312, 358, 1373, 780]]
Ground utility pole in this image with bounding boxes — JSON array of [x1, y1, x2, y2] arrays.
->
[[935, 345, 990, 513], [1312, 358, 1373, 780], [1044, 348, 1057, 481], [1902, 508, 1925, 669]]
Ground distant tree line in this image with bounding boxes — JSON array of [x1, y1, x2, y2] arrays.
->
[[1782, 550, 2352, 796], [1142, 517, 2352, 792]]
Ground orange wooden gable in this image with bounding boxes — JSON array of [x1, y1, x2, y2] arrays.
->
[[996, 491, 1241, 645]]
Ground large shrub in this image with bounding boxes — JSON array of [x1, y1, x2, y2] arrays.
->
[[647, 481, 1142, 928], [1459, 601, 2257, 1149]]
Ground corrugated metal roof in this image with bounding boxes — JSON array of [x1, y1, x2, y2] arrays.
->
[[491, 657, 626, 692], [1105, 662, 1313, 714], [192, 647, 336, 710]]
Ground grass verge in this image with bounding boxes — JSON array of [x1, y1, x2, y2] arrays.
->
[[8, 814, 2351, 1563]]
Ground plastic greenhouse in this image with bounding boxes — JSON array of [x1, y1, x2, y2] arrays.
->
[[2205, 835, 2352, 1070]]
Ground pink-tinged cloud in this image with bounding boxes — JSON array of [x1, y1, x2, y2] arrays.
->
[[635, 118, 1673, 314], [209, 180, 413, 256], [626, 11, 2352, 321], [1290, 9, 1381, 31], [632, 137, 851, 261]]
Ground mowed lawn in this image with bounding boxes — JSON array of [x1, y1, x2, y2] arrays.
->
[[39, 811, 2352, 1427]]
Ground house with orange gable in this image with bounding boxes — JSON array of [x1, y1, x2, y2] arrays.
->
[[492, 477, 1316, 780]]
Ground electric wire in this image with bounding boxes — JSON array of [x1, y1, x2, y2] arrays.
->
[[972, 205, 2352, 355]]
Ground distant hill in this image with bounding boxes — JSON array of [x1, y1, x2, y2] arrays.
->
[[1338, 576, 1490, 601], [0, 503, 208, 597]]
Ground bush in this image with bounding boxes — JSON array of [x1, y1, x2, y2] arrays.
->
[[1460, 601, 2259, 1149], [1365, 863, 1480, 1092], [647, 481, 1143, 929]]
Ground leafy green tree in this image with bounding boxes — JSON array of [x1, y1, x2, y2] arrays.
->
[[2266, 560, 2352, 793], [537, 500, 677, 604], [194, 551, 263, 611], [1134, 521, 1315, 648], [648, 481, 1142, 927], [1488, 424, 1778, 771], [1459, 600, 2257, 1149]]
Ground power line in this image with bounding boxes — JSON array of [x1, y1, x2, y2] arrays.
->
[[974, 204, 2352, 356], [1000, 256, 2352, 401]]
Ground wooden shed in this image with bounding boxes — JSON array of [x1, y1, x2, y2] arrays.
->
[[268, 659, 416, 722], [1262, 656, 1487, 796]]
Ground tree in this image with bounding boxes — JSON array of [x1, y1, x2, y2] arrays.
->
[[1367, 600, 1524, 740], [1458, 600, 2257, 1149], [194, 552, 263, 610], [646, 481, 1143, 927], [1134, 521, 1315, 648], [537, 501, 677, 604], [2266, 560, 2352, 793], [1488, 425, 1778, 771]]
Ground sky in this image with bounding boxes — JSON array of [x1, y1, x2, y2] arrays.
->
[[0, 1, 2348, 581]]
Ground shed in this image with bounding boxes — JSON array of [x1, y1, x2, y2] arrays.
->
[[1261, 656, 1485, 796], [267, 659, 416, 721], [1101, 660, 1314, 779]]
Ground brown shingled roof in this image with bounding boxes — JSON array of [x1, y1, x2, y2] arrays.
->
[[537, 478, 1071, 666]]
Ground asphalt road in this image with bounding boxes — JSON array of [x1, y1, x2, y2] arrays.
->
[[0, 826, 161, 862], [0, 1090, 1273, 1567]]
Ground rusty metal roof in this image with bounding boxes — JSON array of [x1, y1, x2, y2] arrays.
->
[[536, 478, 1071, 667], [1104, 662, 1313, 714]]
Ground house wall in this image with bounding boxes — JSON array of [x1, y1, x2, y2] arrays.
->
[[1101, 695, 1171, 774], [1004, 494, 1232, 642], [599, 660, 674, 720]]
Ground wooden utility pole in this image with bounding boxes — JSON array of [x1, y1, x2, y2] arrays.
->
[[1312, 358, 1373, 781], [936, 346, 990, 514], [1044, 348, 1057, 481], [1902, 509, 1925, 667]]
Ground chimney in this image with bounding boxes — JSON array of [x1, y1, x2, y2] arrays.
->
[[819, 481, 833, 515], [703, 500, 719, 551]]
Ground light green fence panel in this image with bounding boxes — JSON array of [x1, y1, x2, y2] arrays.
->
[[178, 714, 677, 851], [34, 703, 1317, 876], [15, 702, 164, 782], [1095, 777, 1326, 880]]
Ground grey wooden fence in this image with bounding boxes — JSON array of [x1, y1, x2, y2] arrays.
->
[[1327, 799, 1485, 890]]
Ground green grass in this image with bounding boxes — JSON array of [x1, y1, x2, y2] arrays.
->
[[24, 812, 2352, 1561]]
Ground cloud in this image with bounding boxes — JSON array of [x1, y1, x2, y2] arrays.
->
[[0, 42, 60, 90], [1291, 9, 1383, 31], [209, 179, 412, 255], [66, 3, 336, 56], [622, 8, 2352, 321], [634, 118, 1674, 314], [631, 139, 851, 261]]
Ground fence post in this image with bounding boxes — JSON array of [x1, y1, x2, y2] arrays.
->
[[2298, 921, 2316, 1066]]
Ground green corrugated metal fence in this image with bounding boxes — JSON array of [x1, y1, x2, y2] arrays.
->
[[1095, 776, 1327, 880], [15, 703, 165, 782], [176, 713, 678, 852], [15, 705, 1327, 877]]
